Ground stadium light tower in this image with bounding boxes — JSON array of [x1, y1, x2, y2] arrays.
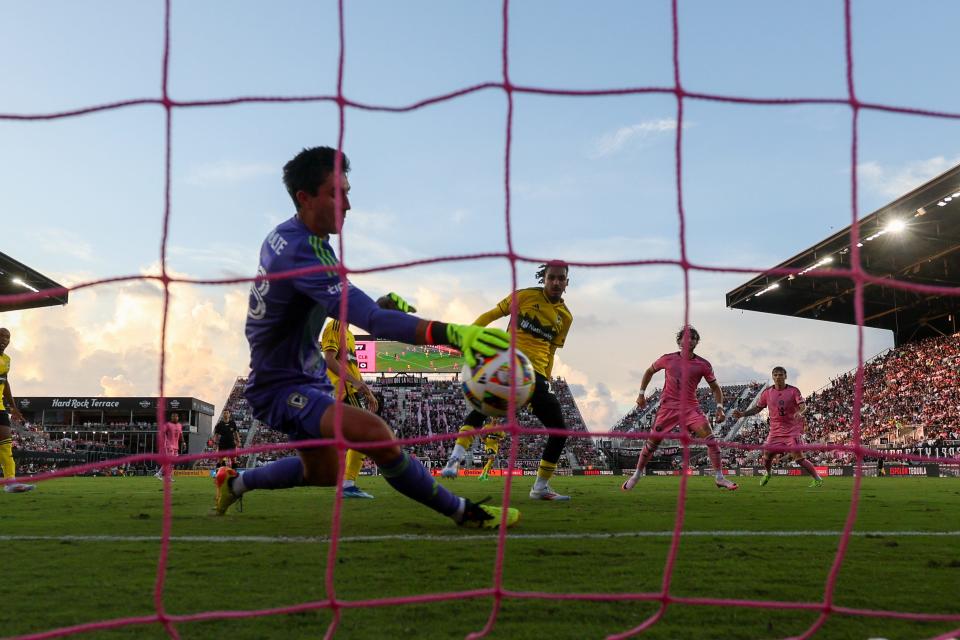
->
[[885, 218, 907, 233], [11, 276, 39, 293]]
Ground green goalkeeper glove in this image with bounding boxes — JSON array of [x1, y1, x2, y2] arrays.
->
[[445, 324, 510, 367], [377, 292, 417, 313]]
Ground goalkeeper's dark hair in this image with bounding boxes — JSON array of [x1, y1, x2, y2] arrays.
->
[[675, 325, 700, 344], [283, 146, 350, 209], [535, 260, 569, 284]]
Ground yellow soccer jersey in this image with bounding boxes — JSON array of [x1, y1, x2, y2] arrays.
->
[[483, 287, 572, 377], [320, 320, 361, 396], [0, 353, 9, 410]]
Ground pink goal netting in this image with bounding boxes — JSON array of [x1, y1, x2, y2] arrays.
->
[[2, 1, 960, 639]]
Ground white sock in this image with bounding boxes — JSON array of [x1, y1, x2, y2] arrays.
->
[[451, 497, 466, 523], [448, 444, 466, 465], [533, 477, 548, 491], [715, 471, 725, 481], [342, 479, 356, 489], [231, 472, 247, 497]]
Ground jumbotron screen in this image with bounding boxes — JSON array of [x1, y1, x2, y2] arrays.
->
[[354, 335, 464, 373]]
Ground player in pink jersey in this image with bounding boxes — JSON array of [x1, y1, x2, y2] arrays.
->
[[734, 366, 823, 487], [155, 412, 184, 480], [622, 326, 738, 492]]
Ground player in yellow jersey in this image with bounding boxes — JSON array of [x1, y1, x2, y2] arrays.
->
[[321, 293, 416, 499], [476, 418, 504, 481], [441, 262, 574, 501], [0, 328, 35, 493]]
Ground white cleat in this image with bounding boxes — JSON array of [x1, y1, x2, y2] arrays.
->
[[4, 483, 36, 493], [621, 473, 642, 492], [440, 458, 460, 479], [715, 477, 739, 491], [529, 485, 571, 501]]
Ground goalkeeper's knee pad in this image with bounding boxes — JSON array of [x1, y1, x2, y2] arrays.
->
[[455, 425, 477, 449]]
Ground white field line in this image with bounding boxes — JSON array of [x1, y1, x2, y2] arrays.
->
[[2, 531, 958, 544]]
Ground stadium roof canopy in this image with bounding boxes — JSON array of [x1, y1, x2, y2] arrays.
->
[[0, 251, 68, 312], [726, 163, 960, 346]]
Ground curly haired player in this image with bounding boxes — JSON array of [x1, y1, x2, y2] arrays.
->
[[622, 326, 738, 492], [441, 262, 574, 501]]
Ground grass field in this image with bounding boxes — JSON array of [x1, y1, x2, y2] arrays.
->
[[375, 342, 462, 373], [3, 475, 960, 640]]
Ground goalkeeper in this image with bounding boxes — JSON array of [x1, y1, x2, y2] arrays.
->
[[215, 146, 518, 530]]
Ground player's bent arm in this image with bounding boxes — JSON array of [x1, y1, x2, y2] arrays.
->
[[323, 349, 365, 391], [3, 380, 22, 422], [636, 367, 657, 406], [472, 306, 506, 327], [733, 404, 764, 419], [708, 379, 726, 419]]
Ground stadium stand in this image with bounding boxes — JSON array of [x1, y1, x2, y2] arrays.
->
[[237, 374, 600, 471], [728, 333, 960, 466], [607, 383, 764, 470]]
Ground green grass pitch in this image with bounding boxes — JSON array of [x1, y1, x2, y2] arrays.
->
[[3, 475, 959, 639], [374, 342, 463, 373]]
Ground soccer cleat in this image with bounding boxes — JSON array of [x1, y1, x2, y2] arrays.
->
[[621, 473, 642, 492], [214, 466, 241, 515], [715, 477, 739, 491], [808, 477, 824, 488], [4, 483, 36, 493], [458, 498, 520, 529], [478, 471, 490, 481], [529, 485, 571, 501], [760, 473, 771, 487], [440, 463, 459, 479], [342, 486, 375, 499]]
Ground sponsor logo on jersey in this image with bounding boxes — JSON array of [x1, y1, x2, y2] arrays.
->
[[517, 313, 557, 342]]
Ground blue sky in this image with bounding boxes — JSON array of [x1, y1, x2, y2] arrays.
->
[[2, 0, 959, 431]]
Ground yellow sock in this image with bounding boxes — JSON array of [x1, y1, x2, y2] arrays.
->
[[343, 449, 365, 484], [0, 439, 15, 480], [481, 455, 496, 475], [455, 425, 477, 450], [536, 460, 557, 484]]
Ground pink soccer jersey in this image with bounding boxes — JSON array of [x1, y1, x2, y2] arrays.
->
[[757, 385, 805, 437], [653, 352, 716, 411], [161, 421, 183, 455]]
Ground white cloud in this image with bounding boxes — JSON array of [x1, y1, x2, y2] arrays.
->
[[590, 118, 679, 158], [5, 263, 250, 415], [858, 155, 960, 200], [29, 228, 96, 262], [184, 161, 275, 186]]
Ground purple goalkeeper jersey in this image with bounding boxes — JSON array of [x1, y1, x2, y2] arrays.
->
[[244, 216, 419, 410]]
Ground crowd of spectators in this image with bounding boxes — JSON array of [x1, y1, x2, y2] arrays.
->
[[726, 334, 960, 466], [235, 375, 600, 471]]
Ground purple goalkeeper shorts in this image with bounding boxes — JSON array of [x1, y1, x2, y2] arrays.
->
[[256, 384, 336, 443]]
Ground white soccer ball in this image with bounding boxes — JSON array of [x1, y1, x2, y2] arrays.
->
[[461, 348, 536, 417]]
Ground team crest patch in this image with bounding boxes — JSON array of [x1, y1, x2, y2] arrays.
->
[[287, 392, 308, 409]]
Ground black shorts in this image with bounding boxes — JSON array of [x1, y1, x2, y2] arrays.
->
[[0, 410, 9, 427]]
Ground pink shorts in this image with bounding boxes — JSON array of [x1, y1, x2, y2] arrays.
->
[[764, 433, 802, 453], [651, 407, 709, 435]]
